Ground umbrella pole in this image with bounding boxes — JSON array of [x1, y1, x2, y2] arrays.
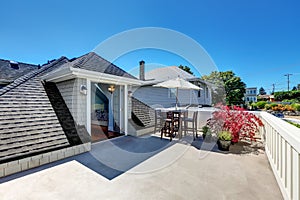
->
[[176, 88, 178, 110]]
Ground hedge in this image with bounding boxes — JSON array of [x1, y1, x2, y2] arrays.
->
[[274, 91, 300, 101]]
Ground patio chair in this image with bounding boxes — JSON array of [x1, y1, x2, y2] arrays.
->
[[154, 109, 165, 134], [160, 111, 179, 141], [183, 111, 198, 140]]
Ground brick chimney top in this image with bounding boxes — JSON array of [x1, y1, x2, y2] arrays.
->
[[139, 60, 145, 80]]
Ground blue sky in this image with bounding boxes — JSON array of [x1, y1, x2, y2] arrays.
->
[[1, 0, 300, 93]]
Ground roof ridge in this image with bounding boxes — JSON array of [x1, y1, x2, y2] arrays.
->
[[92, 52, 137, 78], [67, 52, 91, 68], [79, 52, 96, 66], [0, 57, 67, 96], [72, 52, 137, 79], [0, 58, 38, 67]]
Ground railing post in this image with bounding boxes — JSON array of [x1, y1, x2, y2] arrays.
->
[[287, 144, 292, 199], [292, 148, 299, 200], [282, 140, 286, 187], [279, 135, 282, 174], [259, 112, 300, 200]]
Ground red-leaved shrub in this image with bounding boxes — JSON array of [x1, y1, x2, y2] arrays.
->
[[207, 104, 264, 143]]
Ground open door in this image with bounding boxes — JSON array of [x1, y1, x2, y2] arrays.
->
[[91, 83, 109, 142]]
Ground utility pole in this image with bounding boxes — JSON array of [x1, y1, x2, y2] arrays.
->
[[284, 74, 293, 91], [272, 84, 275, 94]]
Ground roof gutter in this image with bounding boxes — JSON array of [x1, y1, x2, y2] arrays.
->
[[42, 66, 143, 86], [42, 66, 75, 83], [70, 67, 143, 86]]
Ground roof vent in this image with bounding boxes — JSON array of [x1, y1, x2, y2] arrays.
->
[[10, 61, 19, 69]]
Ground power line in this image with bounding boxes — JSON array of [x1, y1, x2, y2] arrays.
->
[[284, 74, 293, 91]]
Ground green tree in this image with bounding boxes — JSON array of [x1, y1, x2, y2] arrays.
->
[[274, 91, 300, 101], [259, 87, 266, 95], [178, 65, 194, 75], [292, 86, 297, 91], [202, 71, 246, 105]]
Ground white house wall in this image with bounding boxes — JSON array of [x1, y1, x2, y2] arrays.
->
[[56, 78, 87, 126]]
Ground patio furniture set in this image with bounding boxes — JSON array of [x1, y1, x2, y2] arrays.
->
[[154, 109, 198, 141]]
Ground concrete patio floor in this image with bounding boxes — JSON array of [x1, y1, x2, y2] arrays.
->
[[0, 135, 283, 200]]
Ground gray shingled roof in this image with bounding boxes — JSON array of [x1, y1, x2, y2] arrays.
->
[[68, 52, 137, 79], [0, 57, 71, 163], [143, 66, 212, 87], [0, 59, 38, 83], [145, 66, 195, 82]]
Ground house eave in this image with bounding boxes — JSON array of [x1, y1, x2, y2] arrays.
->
[[71, 67, 143, 86], [42, 66, 75, 83], [42, 67, 143, 85]]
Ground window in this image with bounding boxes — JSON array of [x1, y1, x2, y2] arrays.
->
[[206, 87, 209, 98], [198, 90, 201, 97], [168, 88, 176, 98]]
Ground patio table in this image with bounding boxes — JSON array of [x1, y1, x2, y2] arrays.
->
[[160, 109, 188, 140]]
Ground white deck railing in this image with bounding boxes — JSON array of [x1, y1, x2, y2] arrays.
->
[[259, 112, 300, 200]]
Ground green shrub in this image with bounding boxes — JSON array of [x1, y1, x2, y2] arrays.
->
[[218, 131, 232, 141], [282, 99, 299, 103], [251, 102, 257, 109], [264, 104, 272, 110], [291, 103, 300, 111], [270, 103, 278, 108], [202, 126, 209, 134], [256, 101, 267, 109]]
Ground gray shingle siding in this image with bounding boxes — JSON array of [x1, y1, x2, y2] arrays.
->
[[56, 78, 87, 127], [56, 79, 76, 112]]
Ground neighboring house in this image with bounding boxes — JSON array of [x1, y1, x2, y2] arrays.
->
[[244, 87, 257, 104], [0, 59, 38, 88], [258, 94, 275, 102], [0, 52, 142, 177], [133, 62, 212, 108]]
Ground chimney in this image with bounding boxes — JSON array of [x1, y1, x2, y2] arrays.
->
[[139, 60, 145, 80], [9, 61, 19, 70]]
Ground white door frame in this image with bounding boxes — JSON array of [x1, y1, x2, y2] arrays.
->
[[86, 79, 129, 136], [86, 79, 91, 135]]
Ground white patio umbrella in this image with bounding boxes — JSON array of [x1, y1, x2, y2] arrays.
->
[[153, 77, 202, 109]]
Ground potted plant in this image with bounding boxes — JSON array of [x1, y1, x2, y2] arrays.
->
[[202, 125, 212, 142], [217, 131, 232, 151]]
